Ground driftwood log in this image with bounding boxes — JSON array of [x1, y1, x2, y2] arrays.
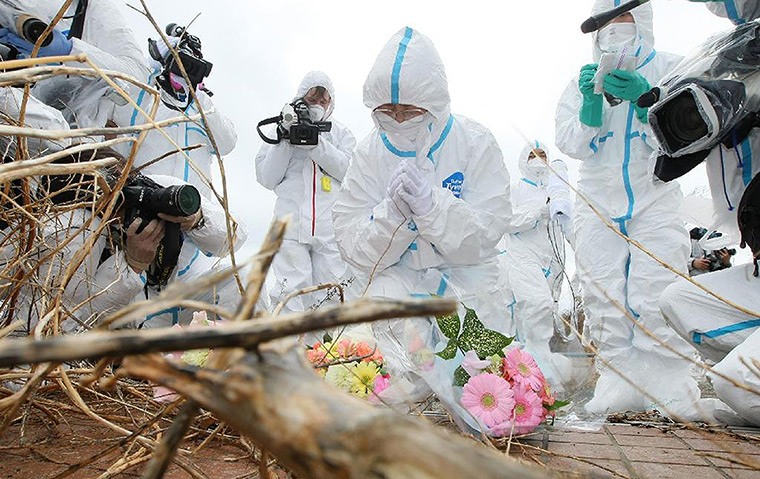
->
[[119, 340, 567, 479]]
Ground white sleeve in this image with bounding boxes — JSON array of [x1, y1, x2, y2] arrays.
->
[[311, 124, 356, 181], [68, 0, 150, 81], [413, 130, 511, 265], [40, 212, 144, 328], [196, 93, 237, 157], [555, 78, 603, 161], [0, 87, 71, 156], [255, 141, 293, 191], [332, 140, 418, 273]]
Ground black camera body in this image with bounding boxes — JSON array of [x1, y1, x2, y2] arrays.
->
[[257, 99, 332, 146], [705, 248, 737, 271], [280, 100, 332, 146], [121, 175, 201, 233]]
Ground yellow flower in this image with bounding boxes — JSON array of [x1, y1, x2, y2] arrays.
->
[[350, 361, 380, 398]]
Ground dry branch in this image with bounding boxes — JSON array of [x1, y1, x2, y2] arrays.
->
[[0, 298, 457, 367]]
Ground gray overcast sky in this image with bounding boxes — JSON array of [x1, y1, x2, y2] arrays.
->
[[117, 0, 731, 255]]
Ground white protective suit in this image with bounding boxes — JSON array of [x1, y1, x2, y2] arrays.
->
[[110, 69, 237, 201], [555, 0, 705, 418], [701, 0, 760, 24], [8, 0, 150, 128], [333, 27, 512, 433], [504, 141, 573, 388], [0, 87, 71, 158], [655, 0, 760, 426], [256, 72, 356, 312]]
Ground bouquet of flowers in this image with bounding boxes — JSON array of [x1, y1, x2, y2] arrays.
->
[[434, 305, 567, 435], [153, 311, 218, 403], [306, 334, 390, 402]]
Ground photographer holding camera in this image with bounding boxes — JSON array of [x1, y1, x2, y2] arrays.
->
[[555, 0, 710, 419], [110, 23, 236, 200], [255, 71, 356, 314], [0, 0, 149, 129], [27, 146, 247, 330], [688, 227, 734, 276]]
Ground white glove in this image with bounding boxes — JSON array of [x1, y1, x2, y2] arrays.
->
[[387, 163, 412, 217], [549, 198, 572, 222], [398, 162, 434, 217], [156, 37, 180, 61]]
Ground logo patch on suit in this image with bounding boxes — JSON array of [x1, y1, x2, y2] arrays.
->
[[442, 172, 464, 198]]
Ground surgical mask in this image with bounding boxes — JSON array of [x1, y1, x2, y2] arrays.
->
[[309, 104, 326, 122], [375, 113, 428, 141], [597, 22, 637, 53], [526, 158, 547, 177]]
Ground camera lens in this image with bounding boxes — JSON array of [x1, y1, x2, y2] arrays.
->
[[658, 90, 708, 153], [19, 17, 52, 47], [174, 185, 201, 216]]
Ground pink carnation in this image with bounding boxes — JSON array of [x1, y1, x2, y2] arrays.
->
[[505, 348, 545, 391], [336, 339, 354, 358], [461, 373, 515, 428]]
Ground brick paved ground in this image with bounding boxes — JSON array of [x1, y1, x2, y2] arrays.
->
[[515, 423, 760, 479]]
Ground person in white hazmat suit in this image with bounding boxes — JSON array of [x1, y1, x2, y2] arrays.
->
[[656, 0, 760, 428], [110, 35, 237, 201], [0, 0, 150, 129], [256, 72, 356, 314], [555, 1, 710, 419], [333, 27, 512, 432], [504, 141, 574, 389]]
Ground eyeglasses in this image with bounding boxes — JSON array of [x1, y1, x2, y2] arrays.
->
[[375, 106, 427, 122]]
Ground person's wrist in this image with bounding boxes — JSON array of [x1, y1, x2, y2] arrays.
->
[[125, 250, 152, 273], [191, 210, 205, 230]]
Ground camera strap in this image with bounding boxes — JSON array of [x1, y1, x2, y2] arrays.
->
[[67, 0, 88, 40], [738, 173, 760, 276], [256, 115, 283, 145]]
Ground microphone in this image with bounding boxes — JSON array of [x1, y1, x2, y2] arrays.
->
[[581, 0, 650, 34]]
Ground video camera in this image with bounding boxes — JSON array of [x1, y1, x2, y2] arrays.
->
[[148, 23, 213, 103], [256, 99, 332, 146], [637, 21, 760, 182], [690, 227, 737, 272]]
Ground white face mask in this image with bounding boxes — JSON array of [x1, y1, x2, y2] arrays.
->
[[597, 22, 637, 53], [309, 104, 326, 122], [375, 112, 428, 141], [526, 158, 547, 177]]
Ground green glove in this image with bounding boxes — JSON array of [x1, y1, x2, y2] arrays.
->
[[603, 69, 651, 123], [578, 63, 603, 127]]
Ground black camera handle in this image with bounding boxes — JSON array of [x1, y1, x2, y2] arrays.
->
[[257, 115, 283, 145]]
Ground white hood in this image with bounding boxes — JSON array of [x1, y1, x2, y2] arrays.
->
[[295, 70, 336, 119], [590, 0, 655, 65], [363, 27, 451, 134], [519, 140, 550, 181]]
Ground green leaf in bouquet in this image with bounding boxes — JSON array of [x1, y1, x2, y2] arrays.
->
[[453, 366, 471, 387], [322, 332, 333, 344], [435, 338, 459, 360], [435, 312, 461, 340], [545, 399, 571, 412], [457, 306, 513, 358]]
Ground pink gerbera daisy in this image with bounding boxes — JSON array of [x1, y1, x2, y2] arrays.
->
[[511, 383, 545, 434], [461, 373, 515, 428], [505, 348, 545, 391]]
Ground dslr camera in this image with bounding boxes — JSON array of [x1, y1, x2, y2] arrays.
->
[[121, 174, 201, 232], [639, 21, 760, 182], [257, 99, 332, 146]]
